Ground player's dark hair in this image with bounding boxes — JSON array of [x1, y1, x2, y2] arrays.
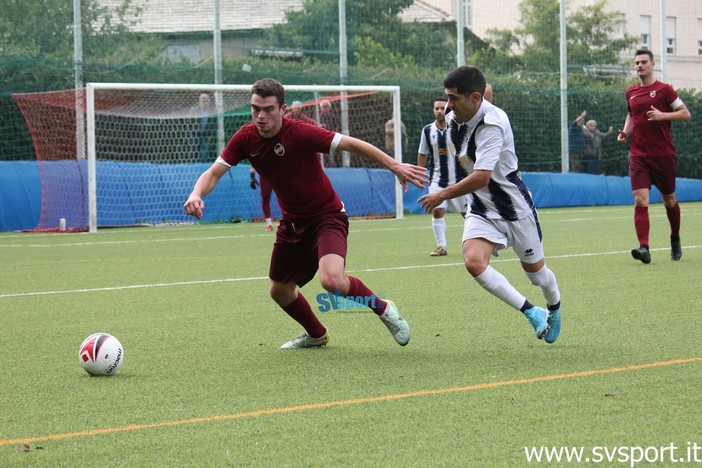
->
[[434, 96, 448, 104], [251, 78, 285, 107], [443, 66, 486, 97], [635, 49, 654, 62]]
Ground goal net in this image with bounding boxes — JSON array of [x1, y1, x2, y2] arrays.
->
[[14, 83, 404, 233]]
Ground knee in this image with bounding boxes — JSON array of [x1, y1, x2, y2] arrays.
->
[[269, 283, 295, 306], [464, 255, 487, 278], [662, 193, 677, 208], [319, 271, 346, 294], [525, 268, 544, 286], [632, 192, 648, 207]]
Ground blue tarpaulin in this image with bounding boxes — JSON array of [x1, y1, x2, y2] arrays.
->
[[1, 160, 701, 231]]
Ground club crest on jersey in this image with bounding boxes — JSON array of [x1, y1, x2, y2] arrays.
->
[[457, 154, 474, 172], [274, 143, 285, 156], [649, 90, 657, 98]]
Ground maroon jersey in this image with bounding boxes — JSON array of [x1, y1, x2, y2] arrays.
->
[[626, 80, 680, 158], [219, 118, 342, 223]]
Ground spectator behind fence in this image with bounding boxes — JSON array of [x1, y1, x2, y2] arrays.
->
[[188, 93, 217, 163], [384, 117, 408, 160], [582, 119, 613, 174], [286, 100, 317, 126], [318, 99, 340, 167], [568, 111, 586, 172]]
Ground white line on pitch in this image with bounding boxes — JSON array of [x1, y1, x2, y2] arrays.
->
[[1, 246, 698, 299], [1, 208, 701, 248]]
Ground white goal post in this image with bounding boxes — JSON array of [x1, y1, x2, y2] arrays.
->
[[85, 83, 405, 233]]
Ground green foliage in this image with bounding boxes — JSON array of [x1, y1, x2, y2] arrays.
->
[[0, 0, 698, 177], [0, 93, 34, 162], [476, 0, 638, 77], [568, 0, 637, 66], [264, 0, 341, 59], [0, 0, 162, 64], [517, 0, 562, 72], [353, 36, 413, 68], [265, 0, 419, 66]]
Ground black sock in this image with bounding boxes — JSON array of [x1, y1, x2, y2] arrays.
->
[[547, 301, 560, 312], [520, 300, 534, 313]]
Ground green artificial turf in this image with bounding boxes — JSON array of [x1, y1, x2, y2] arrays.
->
[[1, 203, 700, 466]]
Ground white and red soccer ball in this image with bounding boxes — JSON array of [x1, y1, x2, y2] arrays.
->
[[78, 333, 124, 376]]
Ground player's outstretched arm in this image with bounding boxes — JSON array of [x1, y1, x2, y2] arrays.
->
[[337, 135, 428, 191], [183, 162, 229, 220], [617, 113, 632, 144], [418, 170, 491, 212]]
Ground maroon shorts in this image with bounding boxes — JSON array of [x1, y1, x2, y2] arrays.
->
[[269, 212, 349, 287], [629, 155, 677, 195]]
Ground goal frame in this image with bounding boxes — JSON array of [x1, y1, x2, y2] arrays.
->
[[85, 82, 404, 233]]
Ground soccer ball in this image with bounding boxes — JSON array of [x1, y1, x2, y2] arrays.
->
[[78, 333, 124, 376]]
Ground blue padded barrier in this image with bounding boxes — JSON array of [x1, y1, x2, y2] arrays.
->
[[35, 159, 89, 231], [0, 161, 41, 231], [1, 161, 701, 231]]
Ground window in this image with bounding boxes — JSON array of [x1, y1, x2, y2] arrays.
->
[[666, 17, 676, 55], [464, 0, 472, 30], [640, 15, 651, 49], [613, 13, 625, 40]]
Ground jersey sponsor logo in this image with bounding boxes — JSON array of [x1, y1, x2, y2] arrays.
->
[[457, 154, 472, 168], [274, 143, 285, 156], [649, 90, 657, 98]]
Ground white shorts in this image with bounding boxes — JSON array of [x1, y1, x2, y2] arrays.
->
[[461, 213, 544, 264], [429, 183, 467, 213]]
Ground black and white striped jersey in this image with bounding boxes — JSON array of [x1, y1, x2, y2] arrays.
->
[[446, 100, 536, 221]]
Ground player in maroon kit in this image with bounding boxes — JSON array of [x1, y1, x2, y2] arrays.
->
[[617, 50, 691, 264], [184, 78, 428, 349]]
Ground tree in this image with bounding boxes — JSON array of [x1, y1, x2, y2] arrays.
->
[[476, 0, 637, 76], [264, 0, 341, 59], [265, 0, 417, 66], [568, 0, 637, 67], [0, 0, 161, 65]]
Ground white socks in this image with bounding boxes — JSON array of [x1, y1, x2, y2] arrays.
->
[[432, 216, 446, 248], [524, 265, 561, 307], [474, 265, 526, 311]]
